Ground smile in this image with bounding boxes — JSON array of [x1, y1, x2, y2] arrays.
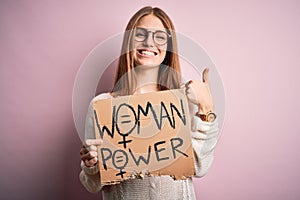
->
[[137, 49, 158, 57]]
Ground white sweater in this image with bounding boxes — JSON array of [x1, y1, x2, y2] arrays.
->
[[80, 92, 219, 200]]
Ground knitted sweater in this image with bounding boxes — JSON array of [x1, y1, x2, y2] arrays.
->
[[79, 92, 219, 200]]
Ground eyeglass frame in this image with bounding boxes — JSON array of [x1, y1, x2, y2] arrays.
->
[[133, 27, 172, 46]]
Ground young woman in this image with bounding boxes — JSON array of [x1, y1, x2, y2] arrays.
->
[[79, 6, 219, 199]]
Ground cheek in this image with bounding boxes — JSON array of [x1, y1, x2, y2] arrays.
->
[[159, 43, 167, 57], [132, 40, 139, 49], [132, 49, 139, 64], [159, 49, 167, 62]]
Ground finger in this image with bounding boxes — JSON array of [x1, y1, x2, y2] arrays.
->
[[86, 145, 97, 152], [185, 85, 190, 94], [81, 151, 98, 161], [185, 86, 193, 94], [79, 146, 88, 155], [185, 80, 193, 88], [85, 157, 98, 167], [202, 68, 209, 83], [185, 80, 193, 95], [84, 157, 98, 166], [85, 139, 102, 146]]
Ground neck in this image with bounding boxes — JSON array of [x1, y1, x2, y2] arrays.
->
[[134, 65, 159, 94]]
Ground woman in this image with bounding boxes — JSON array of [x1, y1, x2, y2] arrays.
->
[[79, 6, 219, 199]]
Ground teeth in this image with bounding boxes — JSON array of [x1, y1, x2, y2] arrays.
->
[[141, 50, 155, 56]]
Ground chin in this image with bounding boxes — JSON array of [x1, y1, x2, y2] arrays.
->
[[135, 60, 161, 67]]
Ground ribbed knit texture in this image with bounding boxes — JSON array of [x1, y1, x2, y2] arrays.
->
[[101, 176, 196, 200], [79, 92, 219, 199]]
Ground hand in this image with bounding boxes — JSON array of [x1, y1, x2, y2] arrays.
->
[[80, 139, 102, 167], [185, 68, 214, 114]]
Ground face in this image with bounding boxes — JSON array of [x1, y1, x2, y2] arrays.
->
[[133, 15, 168, 67]]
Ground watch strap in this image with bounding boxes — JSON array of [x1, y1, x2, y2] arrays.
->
[[196, 111, 216, 122]]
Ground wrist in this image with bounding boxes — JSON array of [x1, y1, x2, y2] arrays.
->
[[81, 161, 99, 175], [196, 107, 216, 122], [197, 104, 214, 114]]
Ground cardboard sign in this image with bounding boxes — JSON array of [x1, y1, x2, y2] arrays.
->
[[92, 89, 195, 185]]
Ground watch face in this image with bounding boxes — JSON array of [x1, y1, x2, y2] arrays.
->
[[207, 112, 216, 122]]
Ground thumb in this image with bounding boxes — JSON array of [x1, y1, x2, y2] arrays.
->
[[202, 68, 210, 83], [85, 139, 102, 146]]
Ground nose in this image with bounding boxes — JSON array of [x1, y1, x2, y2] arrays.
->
[[144, 32, 155, 47]]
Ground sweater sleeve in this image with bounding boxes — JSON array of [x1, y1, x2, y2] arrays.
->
[[189, 103, 220, 177], [79, 93, 112, 193], [79, 161, 102, 193]]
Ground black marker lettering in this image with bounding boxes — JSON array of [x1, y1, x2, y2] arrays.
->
[[137, 102, 160, 134], [115, 103, 137, 148], [94, 109, 115, 138], [100, 148, 112, 170], [112, 149, 128, 170], [170, 99, 186, 127], [160, 102, 174, 128], [154, 141, 169, 161], [115, 103, 138, 135], [112, 150, 128, 178], [170, 137, 188, 158], [129, 146, 151, 166]]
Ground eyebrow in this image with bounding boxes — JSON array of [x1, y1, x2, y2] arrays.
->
[[135, 27, 167, 32]]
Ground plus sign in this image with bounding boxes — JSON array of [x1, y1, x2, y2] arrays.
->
[[116, 170, 126, 178], [118, 135, 132, 148]]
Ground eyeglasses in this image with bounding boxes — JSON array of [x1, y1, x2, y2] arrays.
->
[[134, 27, 171, 45]]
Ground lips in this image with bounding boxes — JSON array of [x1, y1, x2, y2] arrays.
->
[[137, 49, 158, 57]]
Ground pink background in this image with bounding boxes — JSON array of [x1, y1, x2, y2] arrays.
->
[[1, 0, 300, 200]]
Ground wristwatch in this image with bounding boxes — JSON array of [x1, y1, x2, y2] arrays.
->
[[196, 111, 217, 122]]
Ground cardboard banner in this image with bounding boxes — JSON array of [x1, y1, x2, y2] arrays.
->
[[92, 89, 195, 185]]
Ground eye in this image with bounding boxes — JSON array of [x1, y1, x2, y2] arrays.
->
[[135, 28, 147, 41], [135, 33, 145, 38], [154, 32, 168, 43], [156, 35, 166, 40]]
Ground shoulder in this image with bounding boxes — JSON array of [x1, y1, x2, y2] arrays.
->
[[91, 92, 113, 102]]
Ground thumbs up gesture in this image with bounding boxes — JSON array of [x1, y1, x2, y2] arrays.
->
[[185, 68, 214, 114]]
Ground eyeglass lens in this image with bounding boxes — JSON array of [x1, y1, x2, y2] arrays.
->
[[134, 28, 169, 45]]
